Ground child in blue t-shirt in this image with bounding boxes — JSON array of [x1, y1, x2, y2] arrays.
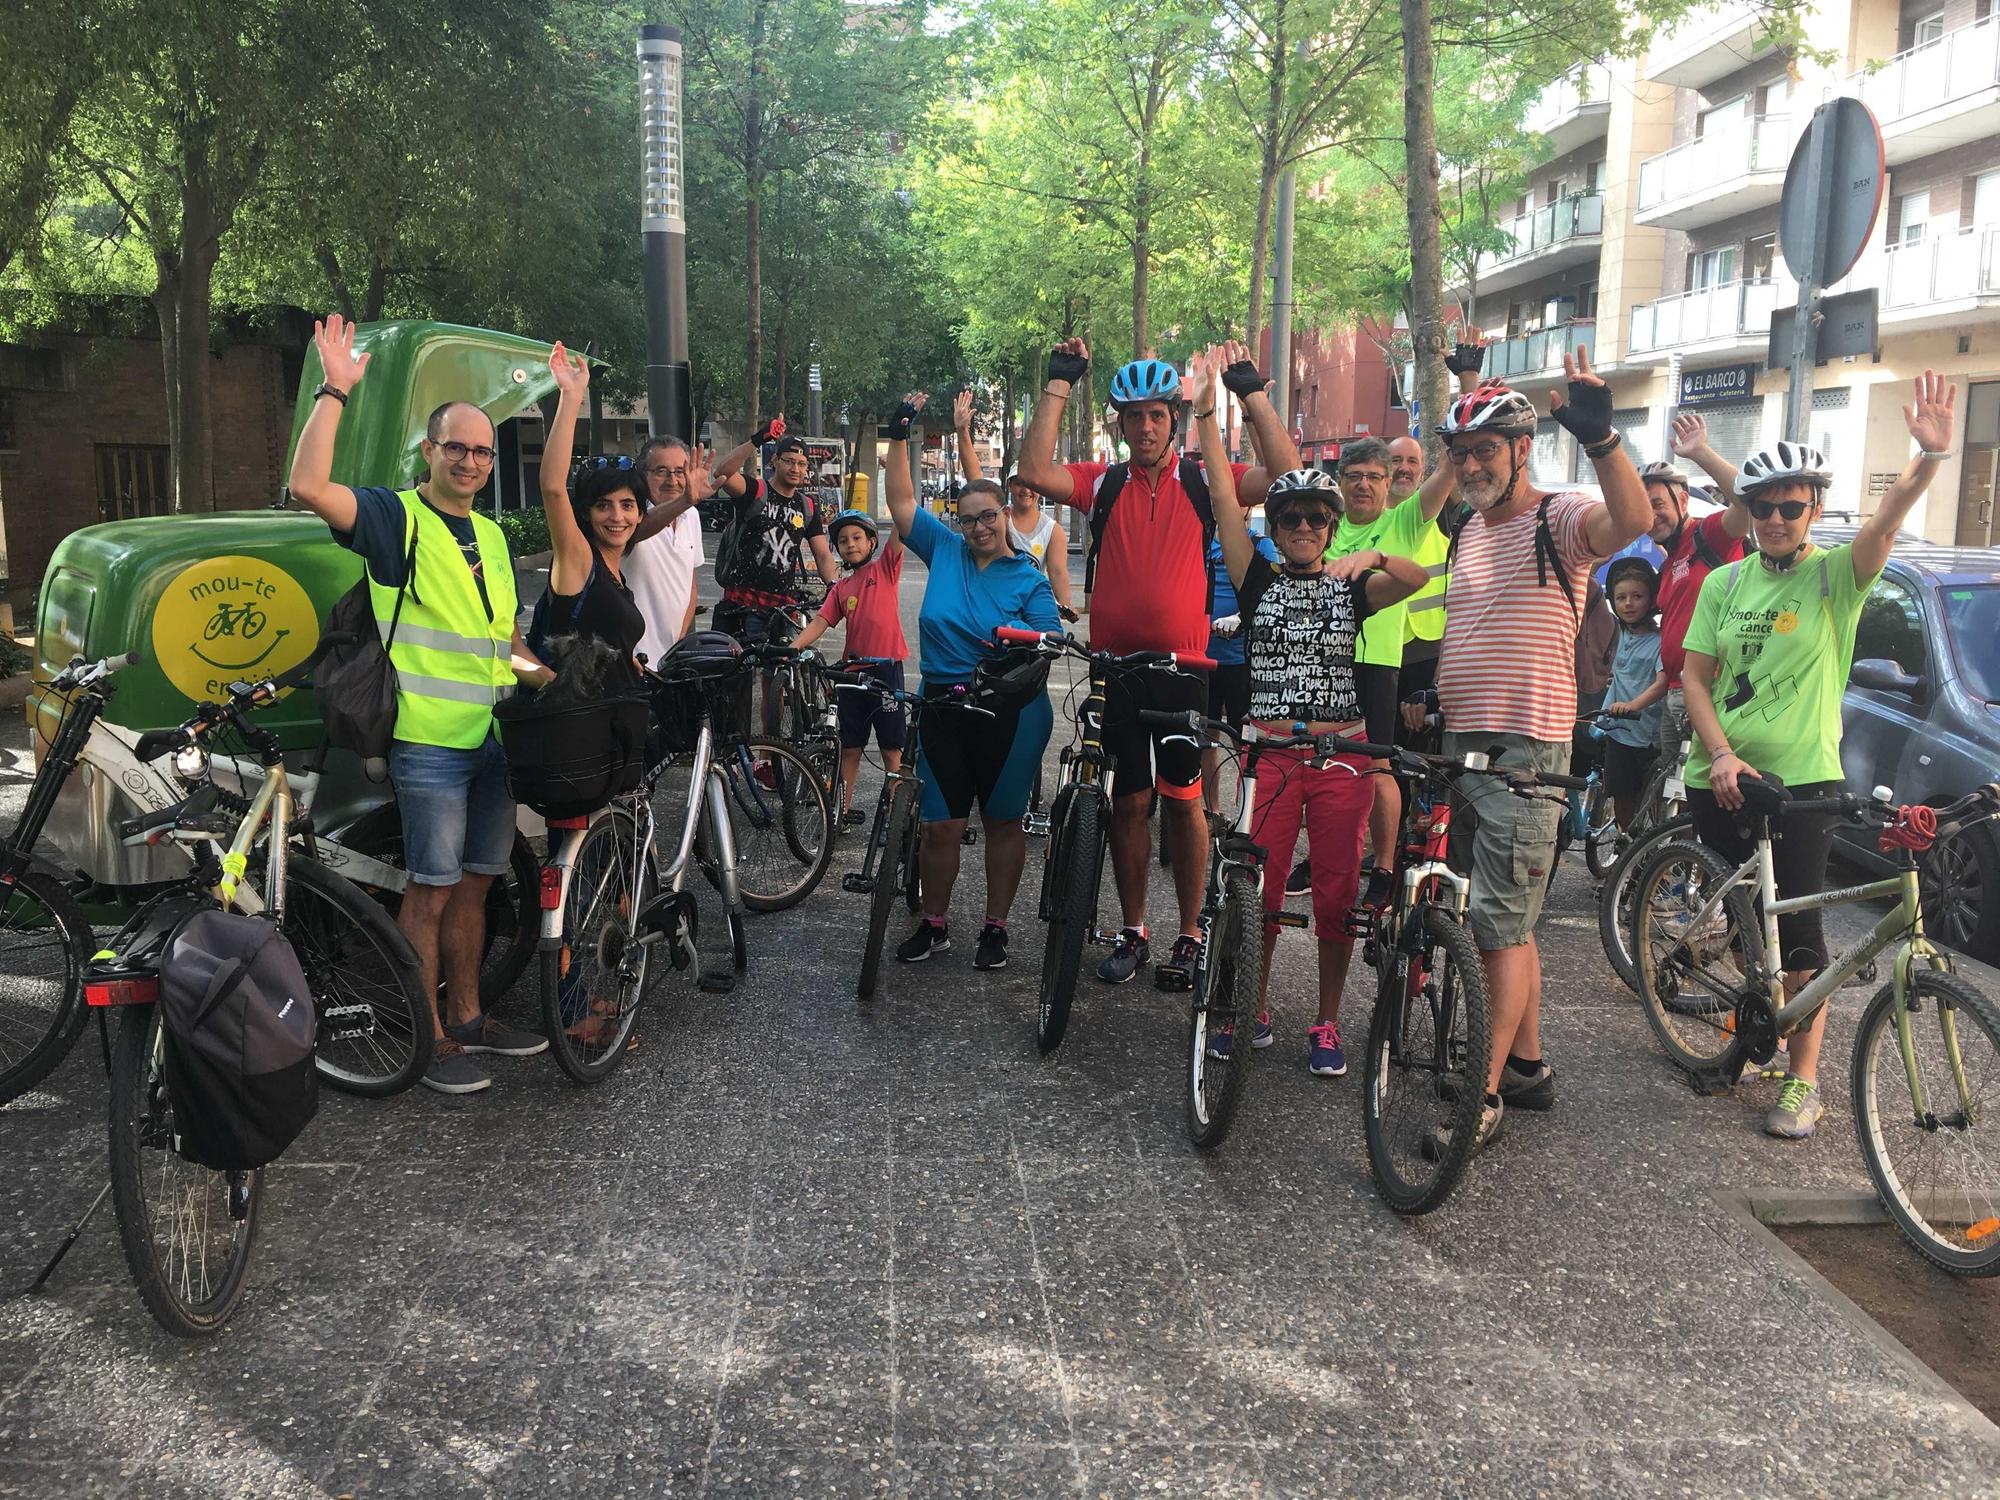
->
[[1602, 557, 1667, 828], [1202, 532, 1279, 815]]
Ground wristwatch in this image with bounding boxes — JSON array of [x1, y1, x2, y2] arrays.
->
[[1920, 449, 1954, 461], [313, 382, 349, 406]]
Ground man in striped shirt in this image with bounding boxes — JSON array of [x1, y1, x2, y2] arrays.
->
[[1424, 349, 1649, 1152]]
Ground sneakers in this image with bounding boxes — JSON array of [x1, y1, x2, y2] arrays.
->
[[1097, 929, 1149, 984], [1207, 1012, 1273, 1060], [1285, 860, 1313, 896], [896, 919, 951, 963], [444, 1013, 549, 1057], [973, 922, 1009, 970], [1498, 1058, 1555, 1111], [1307, 1022, 1347, 1077], [422, 1036, 491, 1095], [1422, 1095, 1504, 1162], [1155, 933, 1202, 991], [1765, 1076, 1823, 1139]]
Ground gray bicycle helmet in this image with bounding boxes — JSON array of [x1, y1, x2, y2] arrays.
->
[[1736, 441, 1832, 495], [1263, 467, 1343, 512], [1638, 460, 1690, 490]]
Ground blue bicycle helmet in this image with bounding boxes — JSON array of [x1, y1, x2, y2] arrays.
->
[[829, 507, 879, 543], [1108, 358, 1183, 409]]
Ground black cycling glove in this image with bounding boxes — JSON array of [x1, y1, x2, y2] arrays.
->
[[1045, 346, 1088, 386], [1220, 360, 1269, 399], [753, 416, 785, 446], [1550, 378, 1613, 446], [886, 399, 922, 443], [1444, 343, 1485, 377]]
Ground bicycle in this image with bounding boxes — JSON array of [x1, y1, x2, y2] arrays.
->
[[1596, 736, 1694, 993], [1629, 779, 2000, 1273], [995, 627, 1215, 1053], [709, 647, 835, 912], [835, 666, 937, 1001], [1553, 716, 1629, 882], [1351, 738, 1589, 1214]]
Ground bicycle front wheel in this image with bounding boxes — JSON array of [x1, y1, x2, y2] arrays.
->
[[1853, 971, 2000, 1276], [1584, 787, 1624, 880], [0, 869, 94, 1105], [108, 1005, 260, 1336], [720, 739, 833, 912], [859, 778, 918, 1002], [1599, 816, 1693, 993], [1184, 868, 1264, 1150], [1631, 839, 1760, 1076], [1038, 791, 1104, 1053], [285, 856, 430, 1098], [1363, 904, 1492, 1216], [542, 810, 649, 1084]]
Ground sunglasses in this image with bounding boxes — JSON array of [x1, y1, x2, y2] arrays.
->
[[1271, 509, 1334, 531], [1745, 496, 1817, 522], [1446, 439, 1508, 465], [434, 440, 496, 465], [574, 455, 634, 473], [957, 508, 1005, 529]]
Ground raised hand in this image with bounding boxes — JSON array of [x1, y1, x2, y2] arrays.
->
[[1549, 345, 1612, 444], [1904, 369, 1957, 455], [952, 389, 974, 431], [548, 341, 589, 398], [313, 313, 370, 391], [1670, 411, 1708, 458], [887, 390, 927, 443], [687, 443, 716, 504], [1444, 339, 1487, 377], [1046, 339, 1090, 386], [1184, 349, 1215, 411], [1216, 338, 1267, 400]]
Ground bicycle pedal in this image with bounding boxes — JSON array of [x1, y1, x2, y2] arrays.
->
[[319, 1003, 376, 1042], [1023, 814, 1051, 837], [1270, 911, 1309, 930], [1157, 970, 1193, 993], [841, 873, 875, 895]]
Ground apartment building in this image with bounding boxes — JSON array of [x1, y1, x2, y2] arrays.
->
[[1449, 0, 2000, 545]]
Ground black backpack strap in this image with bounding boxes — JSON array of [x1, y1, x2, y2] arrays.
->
[[1688, 518, 1726, 572], [1083, 463, 1126, 595], [1179, 456, 1214, 540], [385, 508, 419, 642], [1534, 495, 1578, 623]]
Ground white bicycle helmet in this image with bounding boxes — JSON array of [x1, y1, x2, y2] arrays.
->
[[1736, 441, 1832, 495], [1436, 383, 1538, 437], [1638, 460, 1690, 490], [1263, 468, 1343, 511]]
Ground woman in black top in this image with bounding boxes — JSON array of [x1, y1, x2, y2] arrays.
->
[[539, 343, 656, 690]]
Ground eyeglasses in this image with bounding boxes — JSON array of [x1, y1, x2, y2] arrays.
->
[[435, 440, 496, 465], [643, 464, 687, 481], [957, 508, 1005, 529], [1745, 496, 1816, 521], [1271, 509, 1334, 531], [1446, 439, 1508, 465], [1340, 467, 1387, 486]]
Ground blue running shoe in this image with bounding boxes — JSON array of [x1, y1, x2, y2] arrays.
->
[[1308, 1021, 1347, 1077], [1206, 1012, 1273, 1059]]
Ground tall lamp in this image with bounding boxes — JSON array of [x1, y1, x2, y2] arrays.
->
[[638, 24, 691, 442]]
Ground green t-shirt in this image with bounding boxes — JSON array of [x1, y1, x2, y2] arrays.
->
[[1328, 494, 1431, 667], [1681, 542, 1877, 789]]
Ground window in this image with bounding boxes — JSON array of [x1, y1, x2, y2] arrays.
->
[[1898, 190, 1932, 245], [1972, 171, 2000, 228], [1755, 76, 1792, 116], [95, 444, 171, 522], [1574, 281, 1600, 319], [1584, 159, 1605, 191], [1507, 297, 1539, 337], [1688, 247, 1737, 289], [1747, 233, 1777, 280], [1853, 576, 1927, 679], [1696, 95, 1747, 138], [1910, 10, 1946, 48]]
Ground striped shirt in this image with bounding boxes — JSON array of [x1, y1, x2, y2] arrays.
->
[[1435, 491, 1607, 743]]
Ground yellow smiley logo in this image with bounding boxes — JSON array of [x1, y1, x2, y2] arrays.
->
[[1773, 610, 1799, 635], [843, 595, 857, 613], [151, 555, 319, 704]]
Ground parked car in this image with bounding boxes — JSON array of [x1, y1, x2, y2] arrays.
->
[[1811, 526, 2000, 965]]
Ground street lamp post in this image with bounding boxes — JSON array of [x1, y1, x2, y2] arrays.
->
[[638, 24, 691, 442]]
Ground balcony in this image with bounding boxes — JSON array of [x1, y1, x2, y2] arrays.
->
[[1646, 3, 1778, 90], [1878, 227, 2000, 332], [1848, 17, 2000, 166], [1627, 278, 1780, 361], [1634, 116, 1792, 231], [1484, 320, 1596, 381], [1454, 193, 1605, 298], [1524, 63, 1613, 155]]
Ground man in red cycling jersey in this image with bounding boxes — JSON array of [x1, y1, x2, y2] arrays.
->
[[1017, 338, 1298, 990], [1646, 413, 1750, 756]]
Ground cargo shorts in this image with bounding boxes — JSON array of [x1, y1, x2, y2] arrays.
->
[[1442, 731, 1569, 951], [1657, 686, 1690, 760]]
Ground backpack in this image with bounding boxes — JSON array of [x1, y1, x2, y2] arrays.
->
[[1444, 493, 1578, 623], [1084, 457, 1213, 594], [315, 522, 417, 760], [156, 907, 318, 1172], [526, 557, 597, 659], [1687, 519, 1730, 572]]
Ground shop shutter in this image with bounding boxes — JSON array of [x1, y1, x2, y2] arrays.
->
[[1612, 407, 1655, 467], [1697, 400, 1763, 466]]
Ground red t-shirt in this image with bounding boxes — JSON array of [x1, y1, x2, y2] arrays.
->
[[1657, 511, 1745, 686], [817, 544, 908, 661], [1065, 455, 1249, 656]]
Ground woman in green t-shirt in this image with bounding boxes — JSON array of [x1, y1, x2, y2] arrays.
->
[[1679, 371, 1957, 1141]]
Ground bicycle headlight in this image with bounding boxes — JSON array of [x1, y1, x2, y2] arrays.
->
[[173, 743, 210, 782]]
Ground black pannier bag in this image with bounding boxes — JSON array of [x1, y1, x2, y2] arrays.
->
[[157, 907, 318, 1172], [494, 689, 653, 820]]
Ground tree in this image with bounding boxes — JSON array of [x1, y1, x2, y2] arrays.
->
[[0, 7, 99, 280]]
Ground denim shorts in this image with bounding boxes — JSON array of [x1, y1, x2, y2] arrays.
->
[[389, 732, 517, 886]]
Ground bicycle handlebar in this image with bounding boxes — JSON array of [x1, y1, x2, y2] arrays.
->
[[51, 650, 143, 693], [992, 628, 1216, 672]]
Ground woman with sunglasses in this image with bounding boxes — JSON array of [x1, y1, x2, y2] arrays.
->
[[1680, 370, 1957, 1140], [881, 391, 1062, 973], [1197, 353, 1428, 1076], [538, 343, 653, 690]]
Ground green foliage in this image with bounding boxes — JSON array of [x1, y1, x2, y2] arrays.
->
[[0, 636, 32, 681], [496, 508, 552, 558]]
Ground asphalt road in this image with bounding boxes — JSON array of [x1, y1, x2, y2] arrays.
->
[[1, 533, 1995, 1498]]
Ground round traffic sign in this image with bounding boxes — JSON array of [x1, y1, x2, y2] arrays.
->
[[1779, 97, 1885, 288]]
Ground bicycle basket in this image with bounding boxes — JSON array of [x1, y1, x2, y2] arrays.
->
[[494, 691, 652, 819]]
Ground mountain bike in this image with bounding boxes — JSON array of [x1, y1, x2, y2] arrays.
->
[[1553, 716, 1628, 882], [1596, 737, 1693, 992], [1629, 780, 2000, 1273], [703, 647, 834, 912], [996, 628, 1215, 1053], [835, 668, 933, 1000]]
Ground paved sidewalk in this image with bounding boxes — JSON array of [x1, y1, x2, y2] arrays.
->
[[2, 542, 1995, 1498]]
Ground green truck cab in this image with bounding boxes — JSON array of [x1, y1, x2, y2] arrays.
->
[[32, 320, 561, 884]]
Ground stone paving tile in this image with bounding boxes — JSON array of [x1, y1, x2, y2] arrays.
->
[[888, 1444, 1084, 1498], [893, 1158, 1037, 1278], [1077, 1442, 1267, 1498]]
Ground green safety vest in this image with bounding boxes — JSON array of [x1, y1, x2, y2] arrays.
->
[[367, 489, 519, 749], [1403, 513, 1451, 645]]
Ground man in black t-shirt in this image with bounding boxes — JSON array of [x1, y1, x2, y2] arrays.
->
[[707, 420, 839, 642]]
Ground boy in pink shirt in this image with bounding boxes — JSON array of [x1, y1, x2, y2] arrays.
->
[[790, 509, 909, 825]]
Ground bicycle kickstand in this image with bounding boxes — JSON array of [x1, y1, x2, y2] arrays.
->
[[30, 1181, 111, 1292]]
